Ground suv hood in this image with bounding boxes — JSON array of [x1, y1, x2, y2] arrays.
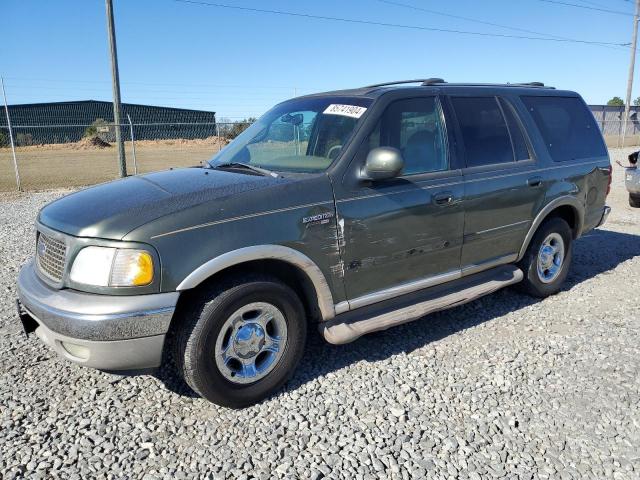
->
[[38, 168, 285, 239]]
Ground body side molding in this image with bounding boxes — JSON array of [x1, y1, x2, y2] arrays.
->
[[516, 195, 584, 262], [176, 245, 336, 321]]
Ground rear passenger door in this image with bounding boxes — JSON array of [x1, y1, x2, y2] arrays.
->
[[448, 95, 545, 273]]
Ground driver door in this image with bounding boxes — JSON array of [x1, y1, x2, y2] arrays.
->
[[335, 96, 465, 306]]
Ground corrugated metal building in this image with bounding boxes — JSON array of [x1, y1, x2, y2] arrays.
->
[[0, 100, 217, 145]]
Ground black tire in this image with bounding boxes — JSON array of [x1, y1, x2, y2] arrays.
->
[[173, 274, 307, 408], [517, 217, 573, 298], [629, 194, 640, 208]]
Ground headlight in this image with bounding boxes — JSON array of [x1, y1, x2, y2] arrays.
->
[[70, 246, 154, 287]]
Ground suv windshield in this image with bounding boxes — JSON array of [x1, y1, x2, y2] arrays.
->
[[209, 96, 372, 173]]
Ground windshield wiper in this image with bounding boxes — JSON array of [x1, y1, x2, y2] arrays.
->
[[213, 162, 280, 178]]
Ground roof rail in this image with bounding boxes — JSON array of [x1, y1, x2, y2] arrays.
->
[[364, 78, 446, 88], [512, 82, 546, 87], [363, 79, 553, 89]]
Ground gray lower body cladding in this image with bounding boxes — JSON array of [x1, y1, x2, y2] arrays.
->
[[16, 261, 179, 370], [321, 265, 523, 345]]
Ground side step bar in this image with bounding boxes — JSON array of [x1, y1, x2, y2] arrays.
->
[[321, 265, 523, 345]]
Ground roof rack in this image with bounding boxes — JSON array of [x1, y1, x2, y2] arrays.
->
[[364, 79, 554, 89], [512, 82, 546, 87], [364, 78, 446, 88]]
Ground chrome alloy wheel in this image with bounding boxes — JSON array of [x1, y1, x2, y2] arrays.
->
[[536, 232, 565, 284], [214, 302, 288, 384]]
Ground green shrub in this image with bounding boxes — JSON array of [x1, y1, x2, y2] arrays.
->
[[83, 118, 108, 138]]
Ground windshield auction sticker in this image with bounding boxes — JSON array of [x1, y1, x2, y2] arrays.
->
[[323, 104, 367, 119]]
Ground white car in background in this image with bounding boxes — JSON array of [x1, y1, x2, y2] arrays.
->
[[625, 151, 640, 208]]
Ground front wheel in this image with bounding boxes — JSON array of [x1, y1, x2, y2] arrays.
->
[[517, 217, 573, 298], [173, 275, 307, 408]]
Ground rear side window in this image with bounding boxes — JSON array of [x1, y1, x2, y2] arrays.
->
[[521, 96, 607, 162], [451, 97, 514, 167]]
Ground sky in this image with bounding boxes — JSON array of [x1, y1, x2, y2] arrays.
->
[[1, 0, 639, 119]]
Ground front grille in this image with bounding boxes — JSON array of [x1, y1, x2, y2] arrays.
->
[[36, 232, 67, 282]]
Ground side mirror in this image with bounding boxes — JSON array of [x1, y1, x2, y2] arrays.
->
[[629, 151, 639, 165], [361, 147, 404, 181]]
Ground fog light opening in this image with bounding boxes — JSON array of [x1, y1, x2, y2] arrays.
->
[[61, 341, 90, 360]]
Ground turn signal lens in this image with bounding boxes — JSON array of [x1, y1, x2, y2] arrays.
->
[[110, 250, 154, 286]]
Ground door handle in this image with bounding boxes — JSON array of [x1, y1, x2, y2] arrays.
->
[[527, 176, 543, 187], [433, 192, 455, 205]]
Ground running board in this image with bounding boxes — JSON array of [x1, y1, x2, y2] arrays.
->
[[321, 265, 523, 345]]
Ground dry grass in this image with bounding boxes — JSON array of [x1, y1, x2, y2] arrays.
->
[[0, 137, 228, 191]]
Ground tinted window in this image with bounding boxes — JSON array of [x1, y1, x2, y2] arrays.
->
[[499, 98, 531, 161], [368, 97, 448, 175], [451, 97, 514, 167], [521, 96, 607, 162]]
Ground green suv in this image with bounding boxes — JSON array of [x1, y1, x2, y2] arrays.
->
[[17, 79, 612, 407]]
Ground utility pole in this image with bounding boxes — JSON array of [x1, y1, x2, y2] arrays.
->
[[622, 0, 640, 149], [105, 0, 127, 177], [1, 77, 21, 191]]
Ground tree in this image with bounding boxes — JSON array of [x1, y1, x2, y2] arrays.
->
[[607, 97, 625, 107], [634, 97, 640, 106], [218, 117, 256, 140]]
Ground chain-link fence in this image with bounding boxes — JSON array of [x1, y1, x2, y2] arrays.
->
[[0, 119, 253, 191], [591, 105, 640, 148]]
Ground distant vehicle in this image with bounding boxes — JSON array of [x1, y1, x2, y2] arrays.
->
[[17, 79, 611, 408], [625, 151, 639, 207]]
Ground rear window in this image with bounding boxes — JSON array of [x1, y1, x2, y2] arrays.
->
[[521, 96, 607, 162]]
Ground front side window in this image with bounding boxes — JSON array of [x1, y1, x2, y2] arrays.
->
[[367, 97, 448, 175], [521, 95, 607, 162], [451, 96, 514, 167], [209, 97, 371, 173]]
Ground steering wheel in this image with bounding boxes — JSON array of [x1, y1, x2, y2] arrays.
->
[[327, 144, 343, 160]]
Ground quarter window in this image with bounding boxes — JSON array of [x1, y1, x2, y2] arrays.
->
[[521, 96, 607, 162], [451, 96, 514, 167], [367, 97, 448, 175], [499, 98, 531, 161]]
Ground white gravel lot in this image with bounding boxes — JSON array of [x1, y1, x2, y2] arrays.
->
[[1, 149, 639, 479]]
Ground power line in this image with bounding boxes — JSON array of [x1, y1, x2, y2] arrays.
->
[[172, 0, 629, 47], [574, 0, 624, 8], [3, 76, 310, 90], [537, 0, 634, 16], [375, 0, 585, 42]]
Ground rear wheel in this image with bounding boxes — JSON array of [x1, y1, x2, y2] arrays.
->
[[173, 275, 307, 408], [629, 194, 640, 208], [517, 217, 572, 298]]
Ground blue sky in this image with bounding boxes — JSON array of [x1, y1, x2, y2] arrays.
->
[[1, 0, 638, 118]]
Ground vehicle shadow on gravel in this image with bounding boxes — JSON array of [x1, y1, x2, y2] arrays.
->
[[155, 229, 640, 402]]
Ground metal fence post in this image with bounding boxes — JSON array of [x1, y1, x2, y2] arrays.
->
[[127, 114, 138, 175], [215, 122, 221, 151], [1, 77, 21, 191]]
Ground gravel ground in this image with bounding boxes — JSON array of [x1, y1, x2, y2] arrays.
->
[[1, 150, 639, 479]]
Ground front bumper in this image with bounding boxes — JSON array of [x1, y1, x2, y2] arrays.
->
[[17, 260, 179, 371], [625, 168, 640, 195]]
